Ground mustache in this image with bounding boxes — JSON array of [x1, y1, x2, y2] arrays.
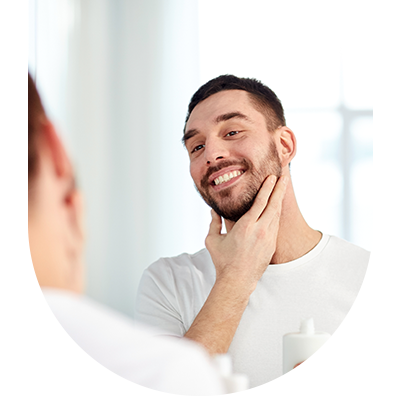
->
[[200, 158, 252, 189]]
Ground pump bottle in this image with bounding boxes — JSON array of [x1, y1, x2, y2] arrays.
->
[[282, 317, 331, 374]]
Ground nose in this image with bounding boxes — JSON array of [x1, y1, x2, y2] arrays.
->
[[204, 137, 229, 165]]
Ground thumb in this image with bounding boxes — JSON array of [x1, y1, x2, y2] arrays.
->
[[207, 209, 222, 237]]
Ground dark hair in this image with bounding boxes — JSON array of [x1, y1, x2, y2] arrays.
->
[[185, 74, 286, 132], [28, 72, 46, 184]]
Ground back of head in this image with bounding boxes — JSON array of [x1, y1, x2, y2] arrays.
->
[[185, 75, 286, 133]]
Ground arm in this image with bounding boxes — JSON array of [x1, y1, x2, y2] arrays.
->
[[184, 175, 288, 354], [184, 273, 252, 354], [287, 357, 368, 396]]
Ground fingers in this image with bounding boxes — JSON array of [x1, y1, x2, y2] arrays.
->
[[293, 356, 331, 375], [258, 175, 287, 223], [245, 176, 275, 222], [207, 209, 222, 237], [242, 175, 279, 222]]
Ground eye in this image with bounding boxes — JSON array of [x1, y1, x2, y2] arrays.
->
[[226, 131, 240, 137], [191, 144, 205, 153]]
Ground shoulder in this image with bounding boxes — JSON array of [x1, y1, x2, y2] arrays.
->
[[143, 248, 215, 282], [321, 235, 370, 280], [325, 235, 370, 261], [136, 249, 216, 332], [43, 288, 138, 334], [42, 289, 224, 394], [43, 289, 185, 344]]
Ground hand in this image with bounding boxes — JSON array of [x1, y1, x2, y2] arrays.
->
[[286, 356, 368, 396], [205, 175, 288, 292], [185, 175, 287, 354]]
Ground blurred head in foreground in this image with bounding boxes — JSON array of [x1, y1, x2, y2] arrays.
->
[[28, 73, 85, 293]]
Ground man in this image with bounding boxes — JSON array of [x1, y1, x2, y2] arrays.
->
[[135, 75, 370, 388], [28, 73, 225, 395]]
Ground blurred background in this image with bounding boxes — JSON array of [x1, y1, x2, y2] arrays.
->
[[29, 0, 372, 319]]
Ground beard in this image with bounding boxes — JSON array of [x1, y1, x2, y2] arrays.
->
[[195, 142, 282, 222]]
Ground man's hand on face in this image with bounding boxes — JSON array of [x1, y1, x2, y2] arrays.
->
[[205, 175, 288, 293], [286, 357, 368, 396], [184, 175, 287, 354]]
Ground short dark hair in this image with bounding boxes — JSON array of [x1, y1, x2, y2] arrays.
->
[[184, 74, 286, 133], [28, 72, 46, 184]]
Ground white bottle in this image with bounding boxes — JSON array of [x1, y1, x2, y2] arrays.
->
[[212, 354, 249, 393], [282, 317, 331, 374]]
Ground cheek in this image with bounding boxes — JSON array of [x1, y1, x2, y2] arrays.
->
[[237, 140, 261, 160], [189, 163, 201, 185]]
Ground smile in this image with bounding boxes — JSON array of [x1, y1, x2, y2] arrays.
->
[[213, 170, 244, 186]]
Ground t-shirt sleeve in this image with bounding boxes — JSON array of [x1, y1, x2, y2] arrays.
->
[[135, 260, 186, 337]]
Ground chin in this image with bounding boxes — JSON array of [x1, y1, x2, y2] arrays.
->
[[209, 192, 257, 222]]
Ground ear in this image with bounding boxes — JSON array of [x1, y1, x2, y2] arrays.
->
[[41, 120, 81, 215], [42, 120, 85, 252], [277, 126, 296, 168], [41, 120, 73, 179]]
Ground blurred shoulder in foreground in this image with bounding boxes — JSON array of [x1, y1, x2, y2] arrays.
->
[[28, 72, 224, 395]]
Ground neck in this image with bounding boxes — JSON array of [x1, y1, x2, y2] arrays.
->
[[224, 178, 322, 265]]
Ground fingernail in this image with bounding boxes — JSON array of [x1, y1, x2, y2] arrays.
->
[[269, 175, 277, 183], [294, 365, 304, 374], [287, 377, 297, 386]]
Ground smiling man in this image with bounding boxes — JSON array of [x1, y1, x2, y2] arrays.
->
[[187, 101, 283, 223], [135, 75, 370, 388]]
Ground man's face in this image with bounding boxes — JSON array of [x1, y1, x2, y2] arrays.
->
[[184, 90, 282, 222]]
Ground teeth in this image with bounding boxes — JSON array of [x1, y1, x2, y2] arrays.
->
[[213, 170, 243, 186]]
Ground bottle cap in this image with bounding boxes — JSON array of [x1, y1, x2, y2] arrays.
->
[[300, 317, 315, 334]]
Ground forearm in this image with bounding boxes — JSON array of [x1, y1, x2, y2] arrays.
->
[[184, 177, 287, 354], [184, 277, 253, 355]]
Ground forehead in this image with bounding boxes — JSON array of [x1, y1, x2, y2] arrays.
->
[[185, 90, 263, 132]]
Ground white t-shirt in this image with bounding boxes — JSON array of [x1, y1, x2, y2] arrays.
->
[[42, 288, 225, 395], [135, 234, 370, 388]]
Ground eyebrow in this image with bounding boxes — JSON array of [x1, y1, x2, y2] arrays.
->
[[182, 111, 252, 145]]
